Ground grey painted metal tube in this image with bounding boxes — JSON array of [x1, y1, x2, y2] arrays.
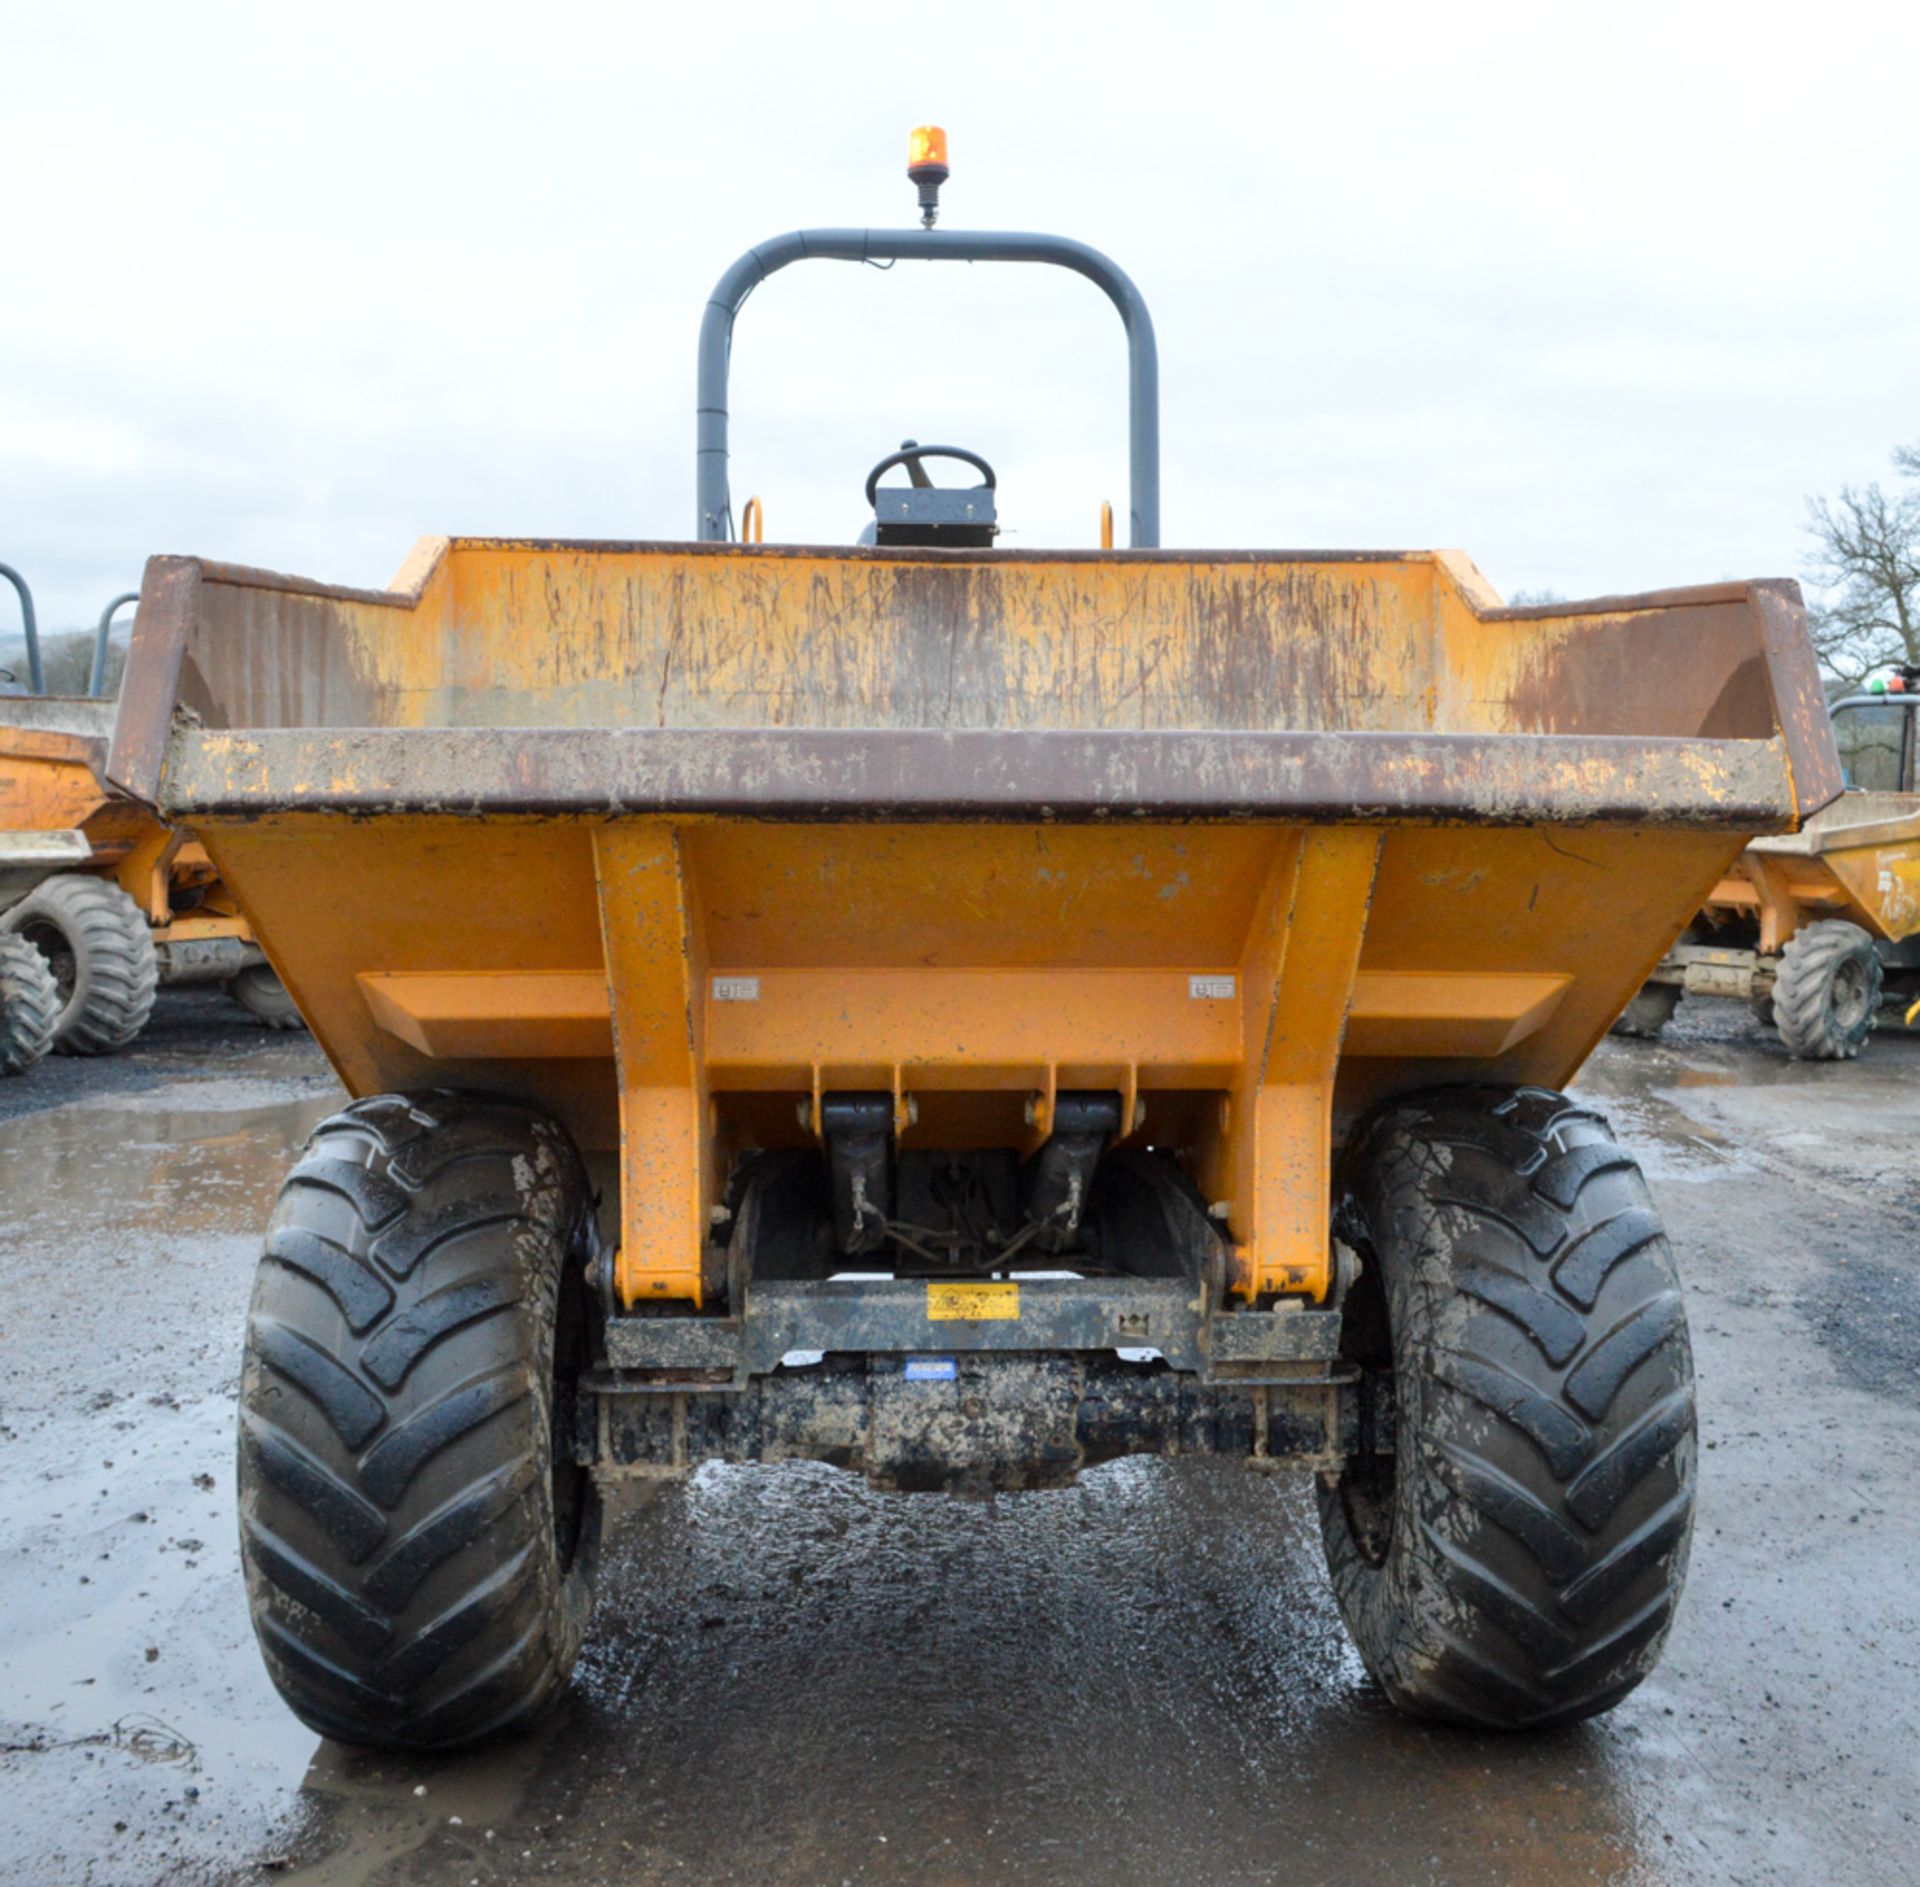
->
[[697, 228, 1160, 548], [89, 592, 139, 698], [0, 563, 43, 695]]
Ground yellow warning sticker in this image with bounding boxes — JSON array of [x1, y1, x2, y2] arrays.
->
[[925, 1281, 1021, 1322]]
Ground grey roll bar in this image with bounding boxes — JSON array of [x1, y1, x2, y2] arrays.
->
[[0, 563, 42, 695], [696, 228, 1160, 548], [89, 591, 139, 698]]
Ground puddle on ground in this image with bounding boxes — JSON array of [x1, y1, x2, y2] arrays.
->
[[0, 1091, 340, 1244]]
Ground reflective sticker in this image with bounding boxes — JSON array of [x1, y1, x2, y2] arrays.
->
[[926, 1281, 1020, 1321], [1189, 974, 1236, 1000], [711, 976, 760, 1002], [904, 1357, 958, 1381]]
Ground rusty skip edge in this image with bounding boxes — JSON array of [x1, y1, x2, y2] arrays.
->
[[0, 695, 117, 794], [130, 538, 1806, 613], [155, 724, 1801, 827], [103, 551, 1843, 829], [0, 694, 118, 746]]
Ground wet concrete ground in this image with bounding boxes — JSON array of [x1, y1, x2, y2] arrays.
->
[[0, 991, 1916, 1886]]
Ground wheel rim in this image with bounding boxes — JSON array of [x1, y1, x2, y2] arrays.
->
[[17, 920, 74, 1006], [1831, 954, 1872, 1032]]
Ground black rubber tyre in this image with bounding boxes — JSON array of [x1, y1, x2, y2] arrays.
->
[[1319, 1084, 1696, 1729], [1771, 920, 1880, 1060], [0, 932, 59, 1075], [227, 963, 308, 1032], [1608, 985, 1679, 1040], [4, 874, 157, 1054], [238, 1091, 601, 1750]]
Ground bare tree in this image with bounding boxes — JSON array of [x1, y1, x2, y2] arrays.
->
[[1804, 443, 1920, 685]]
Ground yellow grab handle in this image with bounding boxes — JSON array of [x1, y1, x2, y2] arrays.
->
[[741, 496, 765, 544], [1099, 500, 1114, 550]]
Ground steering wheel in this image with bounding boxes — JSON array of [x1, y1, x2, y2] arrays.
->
[[864, 442, 997, 510]]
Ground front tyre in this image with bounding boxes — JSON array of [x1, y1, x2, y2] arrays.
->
[[238, 1091, 600, 1750], [1319, 1084, 1695, 1729], [5, 875, 157, 1054], [0, 933, 59, 1074], [1772, 920, 1880, 1060]]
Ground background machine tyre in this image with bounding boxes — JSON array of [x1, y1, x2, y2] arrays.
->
[[4, 874, 158, 1054], [1771, 919, 1881, 1060], [0, 933, 59, 1075], [238, 1090, 601, 1751], [1608, 985, 1679, 1040], [227, 962, 308, 1031], [1319, 1083, 1696, 1730]]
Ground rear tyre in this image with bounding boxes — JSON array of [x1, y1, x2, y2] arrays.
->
[[227, 963, 307, 1031], [1772, 920, 1880, 1060], [238, 1090, 601, 1750], [0, 933, 59, 1075], [4, 875, 157, 1054], [1609, 985, 1679, 1040], [1319, 1084, 1696, 1729]]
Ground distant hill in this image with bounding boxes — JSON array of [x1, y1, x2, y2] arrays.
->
[[0, 627, 129, 698]]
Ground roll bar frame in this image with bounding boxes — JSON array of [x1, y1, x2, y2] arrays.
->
[[696, 228, 1160, 548], [90, 591, 139, 698], [0, 563, 42, 695]]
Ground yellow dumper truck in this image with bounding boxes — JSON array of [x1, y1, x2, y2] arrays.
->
[[107, 146, 1838, 1745], [0, 698, 303, 1074], [1621, 680, 1920, 1057], [0, 692, 301, 1074]]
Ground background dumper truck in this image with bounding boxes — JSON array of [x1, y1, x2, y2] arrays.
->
[[0, 681, 303, 1076], [101, 147, 1839, 1747], [1619, 677, 1920, 1057]]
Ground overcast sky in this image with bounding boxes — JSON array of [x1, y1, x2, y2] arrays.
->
[[4, 0, 1918, 643]]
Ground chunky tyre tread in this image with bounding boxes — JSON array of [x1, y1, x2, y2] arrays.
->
[[264, 1228, 397, 1332], [363, 1279, 519, 1388], [1772, 920, 1881, 1060], [1320, 1083, 1696, 1729], [1552, 1209, 1662, 1308], [239, 1091, 598, 1751], [4, 875, 157, 1054], [0, 932, 59, 1075]]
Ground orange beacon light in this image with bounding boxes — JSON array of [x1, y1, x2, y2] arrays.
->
[[908, 125, 949, 226]]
